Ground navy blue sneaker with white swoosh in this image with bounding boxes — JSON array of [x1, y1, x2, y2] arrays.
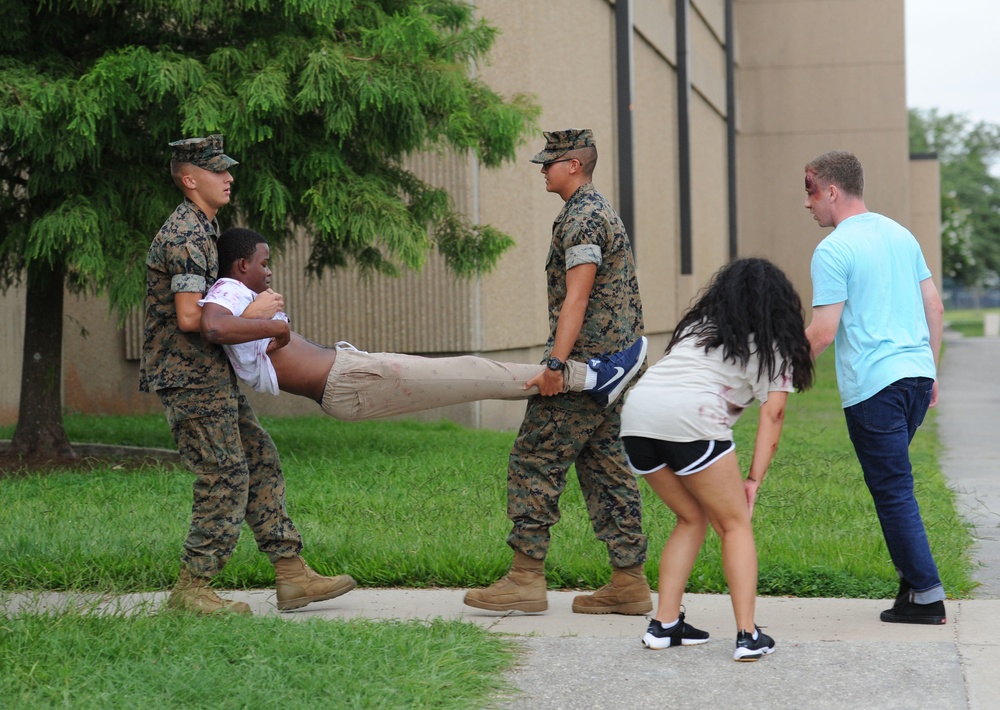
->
[[641, 610, 710, 649], [733, 626, 775, 662], [586, 336, 648, 408]]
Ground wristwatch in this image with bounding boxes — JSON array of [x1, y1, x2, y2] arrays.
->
[[546, 357, 565, 371]]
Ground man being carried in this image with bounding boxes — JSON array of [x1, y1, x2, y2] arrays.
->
[[199, 227, 648, 419]]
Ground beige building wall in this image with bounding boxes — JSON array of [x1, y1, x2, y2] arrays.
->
[[629, 0, 732, 357], [909, 155, 943, 288], [1, 0, 938, 431], [736, 0, 910, 309], [631, 7, 681, 354]]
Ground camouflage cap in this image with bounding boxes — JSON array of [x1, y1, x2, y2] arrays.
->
[[529, 129, 596, 164], [168, 134, 238, 172]]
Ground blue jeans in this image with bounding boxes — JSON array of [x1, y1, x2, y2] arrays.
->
[[844, 377, 945, 604]]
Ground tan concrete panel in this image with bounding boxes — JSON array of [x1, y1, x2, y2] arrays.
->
[[735, 0, 909, 312], [633, 1, 726, 118], [474, 0, 617, 353], [62, 294, 160, 418], [693, 0, 726, 41], [632, 30, 680, 335], [690, 95, 731, 284], [737, 0, 904, 68], [738, 64, 906, 134], [909, 157, 943, 288], [691, 6, 728, 116], [635, 0, 676, 62], [1, 287, 160, 426]]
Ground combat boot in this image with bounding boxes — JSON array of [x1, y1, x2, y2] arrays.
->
[[167, 567, 252, 615], [572, 564, 652, 615], [273, 555, 357, 611], [463, 551, 548, 613]]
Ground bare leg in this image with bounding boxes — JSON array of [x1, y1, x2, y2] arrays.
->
[[639, 467, 708, 622], [642, 451, 758, 632]]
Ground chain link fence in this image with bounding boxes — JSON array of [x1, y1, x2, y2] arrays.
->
[[942, 287, 1000, 310]]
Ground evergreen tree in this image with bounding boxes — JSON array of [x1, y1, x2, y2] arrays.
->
[[0, 0, 537, 456]]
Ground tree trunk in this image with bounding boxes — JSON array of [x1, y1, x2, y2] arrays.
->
[[9, 262, 76, 459]]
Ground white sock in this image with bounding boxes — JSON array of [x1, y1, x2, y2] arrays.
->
[[752, 628, 759, 641], [584, 368, 597, 390], [659, 618, 679, 629]]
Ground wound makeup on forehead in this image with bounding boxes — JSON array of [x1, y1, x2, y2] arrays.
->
[[805, 172, 820, 196]]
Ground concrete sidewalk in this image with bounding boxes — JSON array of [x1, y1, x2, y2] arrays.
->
[[938, 333, 1000, 599], [5, 588, 998, 709]]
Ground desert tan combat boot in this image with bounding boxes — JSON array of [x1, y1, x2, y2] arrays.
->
[[167, 567, 252, 615], [463, 551, 548, 613], [571, 564, 652, 615], [273, 555, 357, 611]]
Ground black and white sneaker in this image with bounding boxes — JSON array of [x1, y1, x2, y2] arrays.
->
[[733, 626, 775, 662], [587, 336, 648, 408], [641, 611, 710, 649]]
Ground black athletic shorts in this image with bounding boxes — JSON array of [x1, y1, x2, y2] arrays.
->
[[621, 436, 735, 476]]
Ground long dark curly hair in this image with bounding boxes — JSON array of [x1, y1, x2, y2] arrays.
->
[[666, 257, 814, 391]]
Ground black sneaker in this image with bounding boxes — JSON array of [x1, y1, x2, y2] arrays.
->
[[892, 578, 912, 609], [641, 611, 710, 649], [733, 626, 775, 662], [587, 336, 648, 408], [880, 599, 946, 625]]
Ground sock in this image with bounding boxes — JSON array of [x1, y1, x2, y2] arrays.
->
[[584, 369, 597, 390], [752, 628, 759, 641], [659, 618, 679, 630]]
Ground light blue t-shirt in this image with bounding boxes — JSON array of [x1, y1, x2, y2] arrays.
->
[[810, 212, 935, 408]]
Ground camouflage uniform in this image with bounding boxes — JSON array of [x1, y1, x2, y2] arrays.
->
[[141, 152, 302, 577], [507, 180, 647, 569]]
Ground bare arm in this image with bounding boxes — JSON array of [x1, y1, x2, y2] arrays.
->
[[805, 302, 844, 360], [921, 277, 944, 407], [200, 302, 290, 349], [176, 289, 284, 332], [526, 263, 598, 396], [744, 390, 788, 517], [175, 292, 204, 333]]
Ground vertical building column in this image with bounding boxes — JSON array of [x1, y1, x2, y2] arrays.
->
[[615, 0, 637, 256], [675, 0, 692, 274], [725, 0, 738, 261]]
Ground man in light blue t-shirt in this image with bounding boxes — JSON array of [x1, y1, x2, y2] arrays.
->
[[803, 150, 947, 625]]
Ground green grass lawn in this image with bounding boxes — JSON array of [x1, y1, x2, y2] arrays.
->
[[943, 307, 1000, 337], [0, 352, 976, 707], [0, 610, 516, 709], [0, 353, 974, 599]]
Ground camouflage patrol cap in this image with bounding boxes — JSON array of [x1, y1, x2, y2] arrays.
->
[[529, 129, 596, 164], [168, 134, 238, 172]]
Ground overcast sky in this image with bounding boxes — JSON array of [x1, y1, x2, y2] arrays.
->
[[906, 0, 999, 126]]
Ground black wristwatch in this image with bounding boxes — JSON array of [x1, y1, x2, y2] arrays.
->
[[546, 357, 565, 371]]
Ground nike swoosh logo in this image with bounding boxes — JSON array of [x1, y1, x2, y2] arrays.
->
[[596, 366, 626, 391]]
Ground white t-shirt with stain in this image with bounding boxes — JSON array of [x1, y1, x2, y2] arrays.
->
[[620, 334, 794, 442], [198, 277, 288, 396]]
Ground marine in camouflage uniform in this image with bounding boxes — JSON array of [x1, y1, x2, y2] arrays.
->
[[464, 129, 651, 616], [142, 135, 354, 614]]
